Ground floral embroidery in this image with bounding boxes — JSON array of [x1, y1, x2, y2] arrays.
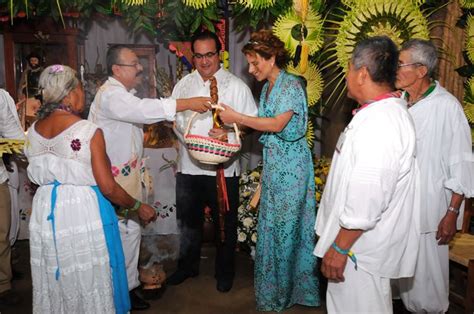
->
[[131, 159, 138, 168], [121, 165, 131, 176], [111, 166, 120, 177], [70, 139, 81, 151]]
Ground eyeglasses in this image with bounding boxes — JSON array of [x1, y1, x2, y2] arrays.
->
[[115, 63, 141, 69], [398, 62, 423, 68], [193, 51, 219, 59]]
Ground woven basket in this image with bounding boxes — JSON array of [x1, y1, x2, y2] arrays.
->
[[184, 111, 241, 165]]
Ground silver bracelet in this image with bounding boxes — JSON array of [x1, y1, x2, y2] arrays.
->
[[447, 206, 459, 215]]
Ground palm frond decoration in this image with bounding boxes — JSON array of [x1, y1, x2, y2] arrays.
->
[[333, 1, 430, 74], [460, 0, 474, 9], [464, 77, 474, 124], [273, 8, 324, 58], [181, 0, 214, 9], [466, 15, 474, 64], [340, 0, 425, 7], [236, 0, 276, 9], [0, 139, 25, 157], [123, 0, 148, 5], [293, 0, 309, 22], [287, 61, 324, 107], [306, 119, 315, 149]]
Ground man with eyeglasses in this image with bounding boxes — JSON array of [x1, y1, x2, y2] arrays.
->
[[88, 44, 211, 310], [394, 39, 474, 313], [169, 30, 257, 293]]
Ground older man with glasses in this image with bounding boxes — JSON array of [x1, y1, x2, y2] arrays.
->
[[168, 30, 257, 293], [394, 39, 474, 313], [88, 44, 211, 310]]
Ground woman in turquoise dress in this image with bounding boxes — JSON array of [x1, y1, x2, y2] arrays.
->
[[219, 30, 320, 312]]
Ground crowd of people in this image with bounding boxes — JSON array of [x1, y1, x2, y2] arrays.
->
[[0, 28, 472, 314]]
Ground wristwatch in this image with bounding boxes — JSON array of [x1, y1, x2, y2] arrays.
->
[[447, 206, 460, 215]]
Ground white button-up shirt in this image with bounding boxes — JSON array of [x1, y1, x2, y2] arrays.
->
[[0, 89, 25, 184], [314, 97, 421, 278], [173, 68, 258, 177], [88, 77, 177, 166]]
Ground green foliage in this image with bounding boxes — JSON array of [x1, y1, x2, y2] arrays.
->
[[157, 1, 220, 42], [230, 0, 293, 33]]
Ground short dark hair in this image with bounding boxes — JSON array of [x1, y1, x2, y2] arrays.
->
[[106, 45, 129, 76], [191, 30, 222, 53], [351, 36, 399, 88]]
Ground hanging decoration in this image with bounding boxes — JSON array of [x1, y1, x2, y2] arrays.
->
[[319, 0, 431, 106], [273, 8, 324, 59], [332, 1, 430, 74], [286, 62, 323, 107]]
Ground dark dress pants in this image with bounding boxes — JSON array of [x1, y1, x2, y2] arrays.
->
[[175, 173, 239, 281]]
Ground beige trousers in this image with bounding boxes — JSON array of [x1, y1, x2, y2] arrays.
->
[[0, 182, 12, 293]]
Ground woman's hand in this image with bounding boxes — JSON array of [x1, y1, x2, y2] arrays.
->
[[138, 203, 157, 226], [217, 103, 241, 124]]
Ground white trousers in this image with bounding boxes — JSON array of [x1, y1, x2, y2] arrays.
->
[[118, 219, 141, 291], [398, 232, 449, 314], [327, 262, 392, 314]]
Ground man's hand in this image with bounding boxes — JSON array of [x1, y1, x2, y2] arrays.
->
[[436, 211, 457, 244], [137, 203, 157, 226], [321, 246, 348, 282], [178, 97, 212, 113], [208, 128, 228, 141]]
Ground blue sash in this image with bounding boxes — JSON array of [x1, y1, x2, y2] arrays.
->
[[47, 181, 131, 314]]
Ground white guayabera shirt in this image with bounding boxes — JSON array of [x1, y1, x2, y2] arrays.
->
[[173, 67, 257, 177], [88, 77, 177, 167]]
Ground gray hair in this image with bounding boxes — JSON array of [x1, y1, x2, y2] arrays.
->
[[351, 36, 399, 88], [400, 39, 438, 78], [36, 65, 79, 119]]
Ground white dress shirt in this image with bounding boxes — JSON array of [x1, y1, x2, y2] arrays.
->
[[88, 77, 177, 166], [406, 81, 474, 232], [314, 97, 421, 278], [0, 89, 25, 184], [173, 68, 258, 177]]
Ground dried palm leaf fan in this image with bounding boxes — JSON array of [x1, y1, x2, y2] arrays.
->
[[460, 0, 474, 9]]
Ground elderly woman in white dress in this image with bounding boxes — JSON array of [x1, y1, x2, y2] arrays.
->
[[25, 64, 157, 313]]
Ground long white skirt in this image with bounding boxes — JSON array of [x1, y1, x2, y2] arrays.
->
[[29, 185, 115, 314]]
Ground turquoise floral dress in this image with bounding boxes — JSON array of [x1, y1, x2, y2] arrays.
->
[[255, 71, 320, 312]]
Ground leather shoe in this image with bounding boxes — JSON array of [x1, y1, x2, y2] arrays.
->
[[216, 279, 233, 293], [167, 270, 198, 286], [0, 289, 21, 306], [129, 288, 150, 311]]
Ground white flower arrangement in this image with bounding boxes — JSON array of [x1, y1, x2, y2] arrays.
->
[[237, 162, 262, 253]]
